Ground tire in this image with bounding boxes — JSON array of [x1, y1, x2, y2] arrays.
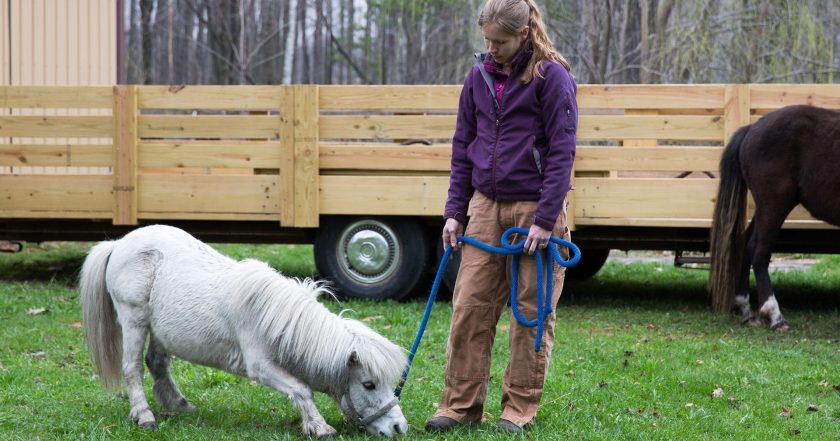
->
[[314, 216, 429, 301], [566, 247, 609, 280]]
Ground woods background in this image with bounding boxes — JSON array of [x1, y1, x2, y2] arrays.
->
[[125, 0, 840, 85]]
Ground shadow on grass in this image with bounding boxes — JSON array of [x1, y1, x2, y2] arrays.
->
[[4, 244, 838, 314], [563, 263, 840, 313], [0, 244, 87, 284]]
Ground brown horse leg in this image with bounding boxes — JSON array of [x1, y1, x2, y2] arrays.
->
[[749, 208, 792, 331], [734, 222, 758, 325]]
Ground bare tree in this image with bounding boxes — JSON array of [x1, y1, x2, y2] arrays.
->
[[139, 0, 155, 84], [123, 0, 840, 85]]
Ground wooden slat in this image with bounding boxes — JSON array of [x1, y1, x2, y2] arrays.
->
[[567, 162, 577, 230], [138, 115, 279, 139], [651, 108, 720, 116], [0, 115, 112, 137], [780, 220, 836, 230], [0, 86, 113, 108], [621, 109, 658, 147], [320, 175, 449, 215], [292, 85, 319, 227], [319, 85, 462, 111], [319, 115, 456, 140], [577, 85, 726, 109], [573, 178, 719, 219], [576, 217, 833, 229], [137, 85, 282, 110], [723, 84, 751, 144], [575, 218, 714, 228], [113, 85, 138, 225], [750, 84, 840, 110], [138, 212, 279, 221], [0, 210, 111, 219], [138, 167, 255, 175], [0, 174, 112, 215], [575, 146, 723, 172], [0, 144, 111, 166], [278, 86, 295, 226], [319, 142, 451, 171], [137, 141, 284, 168], [138, 174, 280, 215], [786, 205, 821, 222], [578, 115, 723, 141]]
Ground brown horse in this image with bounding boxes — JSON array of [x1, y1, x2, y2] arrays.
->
[[709, 105, 840, 330]]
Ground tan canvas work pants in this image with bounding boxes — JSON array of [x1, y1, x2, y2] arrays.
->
[[434, 191, 570, 427]]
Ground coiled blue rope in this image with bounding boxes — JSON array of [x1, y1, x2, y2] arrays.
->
[[394, 226, 580, 398]]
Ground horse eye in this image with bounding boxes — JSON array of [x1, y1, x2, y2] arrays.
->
[[362, 381, 376, 390]]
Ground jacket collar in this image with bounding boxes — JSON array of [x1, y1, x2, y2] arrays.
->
[[478, 41, 534, 77]]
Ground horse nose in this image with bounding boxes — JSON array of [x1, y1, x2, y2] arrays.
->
[[393, 423, 403, 434]]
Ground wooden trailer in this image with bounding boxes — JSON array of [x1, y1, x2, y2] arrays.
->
[[1, 84, 839, 299]]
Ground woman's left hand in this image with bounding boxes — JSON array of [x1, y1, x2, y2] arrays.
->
[[524, 224, 552, 255]]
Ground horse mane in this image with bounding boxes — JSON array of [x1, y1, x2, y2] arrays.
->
[[226, 259, 406, 393]]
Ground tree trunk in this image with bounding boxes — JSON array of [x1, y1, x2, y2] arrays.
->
[[345, 0, 355, 83], [640, 0, 650, 83], [167, 0, 174, 84], [280, 0, 291, 83], [296, 0, 310, 83], [140, 0, 154, 84]]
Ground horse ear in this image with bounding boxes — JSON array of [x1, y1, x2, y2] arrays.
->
[[347, 350, 359, 367]]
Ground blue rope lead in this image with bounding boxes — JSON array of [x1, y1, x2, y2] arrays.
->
[[394, 226, 580, 398]]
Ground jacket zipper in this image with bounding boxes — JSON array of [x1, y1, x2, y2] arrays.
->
[[490, 75, 512, 200]]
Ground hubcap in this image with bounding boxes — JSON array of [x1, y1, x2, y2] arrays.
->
[[338, 220, 400, 284]]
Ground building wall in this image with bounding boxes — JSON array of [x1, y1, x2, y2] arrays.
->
[[2, 0, 116, 86], [1, 0, 117, 175], [1, 2, 9, 85]]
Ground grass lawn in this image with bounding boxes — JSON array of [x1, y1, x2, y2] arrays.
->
[[1, 242, 839, 440]]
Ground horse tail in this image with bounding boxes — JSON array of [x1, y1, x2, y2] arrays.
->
[[709, 125, 751, 313], [80, 240, 123, 389]]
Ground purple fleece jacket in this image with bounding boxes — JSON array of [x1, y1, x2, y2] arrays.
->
[[444, 45, 578, 231]]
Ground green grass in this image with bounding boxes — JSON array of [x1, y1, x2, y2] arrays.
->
[[1, 242, 839, 440]]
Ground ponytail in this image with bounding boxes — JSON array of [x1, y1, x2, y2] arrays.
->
[[522, 0, 571, 82]]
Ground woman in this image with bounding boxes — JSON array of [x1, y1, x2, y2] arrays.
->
[[426, 0, 577, 433]]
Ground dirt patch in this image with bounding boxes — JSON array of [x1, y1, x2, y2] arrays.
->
[[607, 250, 819, 272]]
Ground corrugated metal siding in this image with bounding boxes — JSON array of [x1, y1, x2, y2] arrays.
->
[[2, 0, 116, 175], [1, 2, 9, 85], [6, 0, 116, 85]]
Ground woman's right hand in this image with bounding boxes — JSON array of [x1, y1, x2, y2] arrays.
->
[[442, 218, 464, 252]]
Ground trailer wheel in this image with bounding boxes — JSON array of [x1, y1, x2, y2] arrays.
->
[[315, 217, 429, 301], [566, 247, 609, 280]]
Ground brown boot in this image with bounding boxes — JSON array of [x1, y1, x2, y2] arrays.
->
[[424, 416, 462, 432], [495, 418, 524, 434]]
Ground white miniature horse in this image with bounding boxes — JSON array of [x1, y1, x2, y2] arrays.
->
[[80, 225, 408, 437]]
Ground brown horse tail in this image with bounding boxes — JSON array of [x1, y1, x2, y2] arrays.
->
[[80, 240, 123, 389], [709, 125, 751, 313]]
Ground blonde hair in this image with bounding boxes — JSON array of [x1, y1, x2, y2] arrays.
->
[[478, 0, 571, 83]]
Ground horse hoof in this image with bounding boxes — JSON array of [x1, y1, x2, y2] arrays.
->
[[771, 320, 790, 331], [176, 398, 197, 413], [741, 317, 760, 327], [140, 421, 158, 430], [315, 425, 337, 439]]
